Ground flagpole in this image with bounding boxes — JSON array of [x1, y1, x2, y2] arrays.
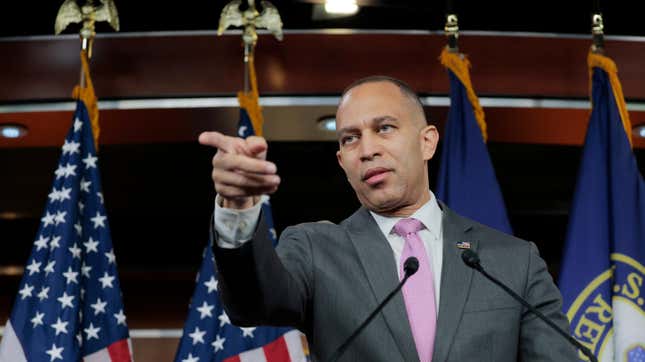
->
[[244, 43, 252, 93], [591, 12, 604, 54], [218, 0, 283, 93], [241, 0, 259, 94], [80, 35, 89, 89], [444, 14, 459, 53], [591, 0, 604, 54], [586, 9, 633, 146], [54, 0, 120, 89], [78, 20, 95, 89], [218, 0, 284, 135]]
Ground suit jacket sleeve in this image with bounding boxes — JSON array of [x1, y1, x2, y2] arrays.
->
[[519, 241, 578, 361], [212, 209, 314, 333]]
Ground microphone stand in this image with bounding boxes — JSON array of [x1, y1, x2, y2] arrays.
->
[[461, 249, 598, 362], [327, 257, 419, 362]]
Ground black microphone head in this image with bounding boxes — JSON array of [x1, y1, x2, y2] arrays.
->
[[461, 249, 481, 270], [403, 257, 419, 276]]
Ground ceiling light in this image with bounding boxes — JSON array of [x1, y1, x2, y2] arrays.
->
[[634, 124, 645, 139], [0, 212, 22, 220], [317, 116, 336, 132], [324, 0, 359, 15], [0, 123, 28, 139], [0, 266, 24, 276]]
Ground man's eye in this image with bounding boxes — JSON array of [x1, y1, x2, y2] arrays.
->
[[379, 124, 394, 132], [341, 135, 358, 145]]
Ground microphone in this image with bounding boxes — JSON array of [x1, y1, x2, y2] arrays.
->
[[460, 249, 598, 362], [403, 255, 419, 276], [327, 257, 419, 362]]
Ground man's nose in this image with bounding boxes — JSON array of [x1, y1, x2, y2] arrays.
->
[[359, 133, 381, 161]]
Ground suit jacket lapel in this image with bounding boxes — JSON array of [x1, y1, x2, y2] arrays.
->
[[432, 203, 478, 362], [344, 207, 419, 362]]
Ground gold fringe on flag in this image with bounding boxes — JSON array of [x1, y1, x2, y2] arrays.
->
[[439, 47, 488, 142], [587, 51, 633, 147], [71, 49, 100, 150], [236, 54, 265, 137], [300, 334, 310, 355]]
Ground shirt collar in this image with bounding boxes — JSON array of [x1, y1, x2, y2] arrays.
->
[[369, 191, 443, 240]]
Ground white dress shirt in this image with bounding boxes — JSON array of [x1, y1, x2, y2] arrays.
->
[[214, 194, 269, 248], [369, 194, 444, 311], [214, 193, 444, 311]]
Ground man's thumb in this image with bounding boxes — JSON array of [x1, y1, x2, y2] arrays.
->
[[246, 136, 268, 159]]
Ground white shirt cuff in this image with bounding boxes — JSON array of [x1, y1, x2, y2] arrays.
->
[[214, 194, 267, 249]]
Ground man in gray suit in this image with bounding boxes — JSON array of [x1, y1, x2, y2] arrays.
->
[[199, 77, 578, 361]]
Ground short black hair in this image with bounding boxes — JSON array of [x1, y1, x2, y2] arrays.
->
[[341, 75, 429, 125]]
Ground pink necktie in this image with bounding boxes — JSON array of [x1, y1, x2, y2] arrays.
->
[[393, 218, 437, 362]]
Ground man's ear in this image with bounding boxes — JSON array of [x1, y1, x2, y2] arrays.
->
[[420, 125, 439, 161]]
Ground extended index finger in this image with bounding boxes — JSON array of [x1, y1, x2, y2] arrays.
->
[[198, 131, 242, 153]]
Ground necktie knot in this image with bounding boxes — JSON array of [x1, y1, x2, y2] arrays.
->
[[393, 218, 424, 237]]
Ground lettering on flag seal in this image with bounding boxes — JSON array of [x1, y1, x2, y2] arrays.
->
[[566, 253, 645, 361]]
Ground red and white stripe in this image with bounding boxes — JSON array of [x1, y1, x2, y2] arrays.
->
[[84, 338, 133, 362], [0, 321, 133, 362], [225, 330, 308, 362]]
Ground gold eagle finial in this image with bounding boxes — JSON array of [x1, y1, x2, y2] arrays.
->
[[55, 0, 119, 58], [55, 0, 119, 37], [218, 0, 283, 47]]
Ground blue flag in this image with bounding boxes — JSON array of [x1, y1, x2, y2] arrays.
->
[[0, 99, 133, 361], [436, 49, 512, 234], [174, 99, 308, 361], [559, 52, 645, 361]]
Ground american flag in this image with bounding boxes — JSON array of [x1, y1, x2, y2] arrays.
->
[[173, 107, 310, 362], [0, 100, 132, 361], [172, 237, 308, 362]]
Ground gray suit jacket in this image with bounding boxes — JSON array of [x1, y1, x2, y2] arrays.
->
[[213, 203, 578, 361]]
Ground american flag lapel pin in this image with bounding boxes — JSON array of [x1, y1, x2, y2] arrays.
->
[[456, 241, 471, 249]]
